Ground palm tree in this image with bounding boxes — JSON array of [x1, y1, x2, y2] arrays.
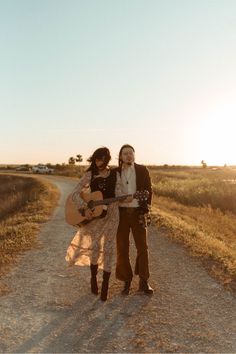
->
[[76, 154, 83, 164], [68, 157, 75, 165]]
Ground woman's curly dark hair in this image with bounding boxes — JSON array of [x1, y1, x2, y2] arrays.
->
[[86, 147, 111, 176]]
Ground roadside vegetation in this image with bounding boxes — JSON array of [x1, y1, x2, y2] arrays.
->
[[150, 166, 236, 289], [0, 175, 59, 279]]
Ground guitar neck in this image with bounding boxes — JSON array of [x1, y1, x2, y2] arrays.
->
[[93, 194, 133, 207]]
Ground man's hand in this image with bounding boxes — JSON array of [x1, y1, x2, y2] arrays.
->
[[120, 195, 133, 204]]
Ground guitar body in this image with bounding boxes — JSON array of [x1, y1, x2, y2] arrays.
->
[[65, 191, 104, 226], [65, 189, 149, 227]]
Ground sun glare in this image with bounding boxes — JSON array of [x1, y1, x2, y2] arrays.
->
[[198, 102, 236, 166]]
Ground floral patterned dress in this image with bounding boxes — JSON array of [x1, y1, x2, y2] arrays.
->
[[65, 169, 122, 272]]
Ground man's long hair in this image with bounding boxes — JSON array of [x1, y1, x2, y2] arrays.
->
[[86, 147, 111, 176], [118, 144, 135, 171]]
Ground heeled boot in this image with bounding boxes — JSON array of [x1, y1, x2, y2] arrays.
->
[[121, 281, 131, 295], [138, 278, 154, 295], [90, 264, 98, 295], [100, 271, 111, 301]]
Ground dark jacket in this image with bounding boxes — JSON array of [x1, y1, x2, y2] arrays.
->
[[116, 163, 152, 206], [134, 163, 152, 206]]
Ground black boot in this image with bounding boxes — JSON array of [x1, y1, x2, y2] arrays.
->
[[121, 281, 131, 295], [101, 271, 111, 301], [90, 264, 98, 295], [138, 278, 154, 295]]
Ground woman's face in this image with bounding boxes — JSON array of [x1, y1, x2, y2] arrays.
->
[[95, 157, 107, 170]]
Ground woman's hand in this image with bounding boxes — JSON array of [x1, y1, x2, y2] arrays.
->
[[85, 208, 94, 219]]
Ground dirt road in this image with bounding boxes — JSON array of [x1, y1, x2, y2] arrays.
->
[[0, 176, 235, 353]]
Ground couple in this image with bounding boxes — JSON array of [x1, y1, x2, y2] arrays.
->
[[65, 144, 153, 301]]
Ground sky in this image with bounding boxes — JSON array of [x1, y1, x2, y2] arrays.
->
[[1, 0, 236, 166]]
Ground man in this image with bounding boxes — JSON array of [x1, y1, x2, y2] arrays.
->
[[116, 144, 153, 295]]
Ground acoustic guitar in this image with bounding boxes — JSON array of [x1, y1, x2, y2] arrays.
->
[[65, 190, 149, 226]]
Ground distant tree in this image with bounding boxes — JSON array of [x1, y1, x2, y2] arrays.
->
[[76, 154, 83, 164], [68, 157, 75, 165], [61, 163, 67, 170], [46, 163, 53, 168], [201, 160, 207, 168]]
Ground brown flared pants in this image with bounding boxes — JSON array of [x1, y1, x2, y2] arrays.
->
[[116, 207, 150, 282]]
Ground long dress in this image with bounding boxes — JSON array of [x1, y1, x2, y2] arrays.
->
[[65, 169, 122, 272]]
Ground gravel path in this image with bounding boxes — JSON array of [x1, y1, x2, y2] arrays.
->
[[0, 176, 235, 353]]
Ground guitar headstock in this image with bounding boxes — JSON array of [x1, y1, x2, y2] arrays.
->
[[134, 190, 149, 201]]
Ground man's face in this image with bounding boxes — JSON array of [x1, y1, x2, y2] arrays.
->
[[120, 147, 135, 165]]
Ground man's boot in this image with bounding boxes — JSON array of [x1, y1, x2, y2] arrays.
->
[[90, 264, 98, 295], [139, 278, 154, 295], [101, 271, 111, 301], [121, 281, 131, 295]]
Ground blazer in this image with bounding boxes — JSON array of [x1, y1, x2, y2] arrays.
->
[[116, 163, 152, 206], [134, 163, 152, 206]]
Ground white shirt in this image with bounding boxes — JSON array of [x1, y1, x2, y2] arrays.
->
[[120, 164, 139, 208]]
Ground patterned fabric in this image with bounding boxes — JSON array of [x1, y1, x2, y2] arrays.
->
[[65, 170, 122, 272]]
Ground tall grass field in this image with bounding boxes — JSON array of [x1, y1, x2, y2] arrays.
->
[[0, 175, 58, 279], [150, 166, 236, 287]]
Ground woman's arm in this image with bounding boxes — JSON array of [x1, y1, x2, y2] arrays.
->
[[71, 171, 92, 207]]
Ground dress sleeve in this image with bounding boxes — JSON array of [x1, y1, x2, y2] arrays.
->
[[71, 171, 92, 206], [115, 171, 123, 197]]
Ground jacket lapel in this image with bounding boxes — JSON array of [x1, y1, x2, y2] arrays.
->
[[134, 163, 140, 190]]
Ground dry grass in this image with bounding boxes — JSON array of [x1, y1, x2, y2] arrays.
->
[[0, 175, 59, 276], [151, 167, 236, 214], [150, 167, 236, 287]]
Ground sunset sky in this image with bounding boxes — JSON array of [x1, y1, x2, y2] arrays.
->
[[1, 0, 236, 166]]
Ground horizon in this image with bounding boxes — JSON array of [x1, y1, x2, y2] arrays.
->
[[1, 162, 236, 169]]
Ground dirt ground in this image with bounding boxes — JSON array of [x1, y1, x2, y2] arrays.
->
[[0, 176, 236, 353]]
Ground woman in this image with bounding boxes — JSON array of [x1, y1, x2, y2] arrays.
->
[[65, 147, 122, 301]]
